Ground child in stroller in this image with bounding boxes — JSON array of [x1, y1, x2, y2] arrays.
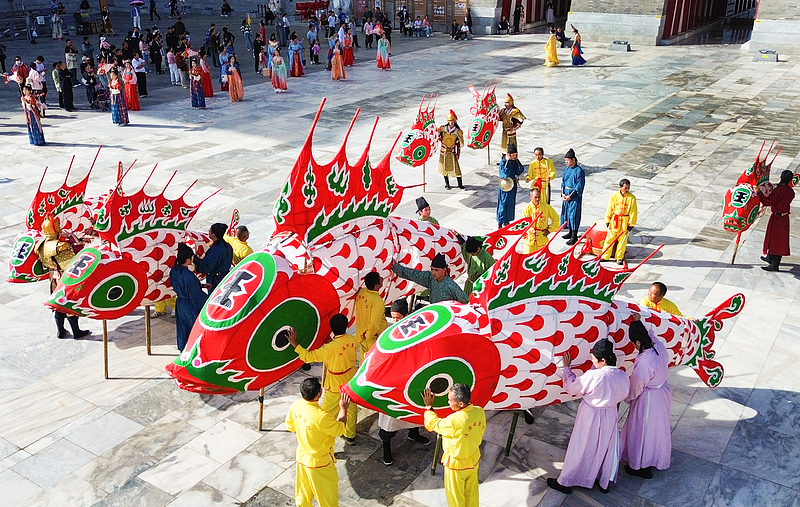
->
[[93, 82, 109, 111]]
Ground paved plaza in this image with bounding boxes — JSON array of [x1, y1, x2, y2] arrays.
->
[[1, 25, 800, 507]]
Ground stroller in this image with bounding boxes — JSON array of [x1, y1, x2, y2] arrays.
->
[[92, 83, 110, 111]]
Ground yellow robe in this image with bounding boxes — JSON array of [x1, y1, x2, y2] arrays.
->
[[602, 191, 638, 261], [354, 287, 389, 360], [224, 235, 254, 265], [499, 106, 525, 153], [521, 201, 560, 254], [438, 125, 464, 177], [544, 33, 559, 67], [285, 398, 346, 507], [425, 405, 487, 507], [639, 296, 685, 317], [294, 333, 358, 438], [527, 157, 556, 203]]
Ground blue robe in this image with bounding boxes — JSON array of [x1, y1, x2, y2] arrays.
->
[[497, 156, 526, 226], [193, 241, 233, 291], [561, 163, 586, 231], [170, 265, 208, 351]]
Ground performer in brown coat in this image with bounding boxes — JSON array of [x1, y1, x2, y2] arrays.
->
[[758, 169, 795, 272]]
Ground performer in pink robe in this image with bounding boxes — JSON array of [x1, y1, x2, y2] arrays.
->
[[547, 339, 629, 494], [620, 319, 671, 477]]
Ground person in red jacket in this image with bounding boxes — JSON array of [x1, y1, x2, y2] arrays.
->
[[759, 169, 795, 272]]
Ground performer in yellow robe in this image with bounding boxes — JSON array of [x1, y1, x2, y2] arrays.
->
[[544, 29, 559, 67], [289, 314, 359, 442], [354, 271, 388, 362], [224, 225, 254, 265], [602, 178, 638, 264], [285, 376, 351, 507], [640, 282, 686, 317], [526, 147, 557, 204], [438, 109, 465, 190], [423, 384, 487, 507], [499, 93, 525, 154], [522, 187, 560, 254]]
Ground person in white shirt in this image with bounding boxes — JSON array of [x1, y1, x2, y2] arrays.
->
[[131, 52, 147, 96]]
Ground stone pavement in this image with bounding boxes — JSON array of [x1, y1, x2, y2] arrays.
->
[[1, 32, 800, 507]]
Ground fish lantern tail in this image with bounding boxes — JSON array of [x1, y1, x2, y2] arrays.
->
[[688, 293, 746, 387]]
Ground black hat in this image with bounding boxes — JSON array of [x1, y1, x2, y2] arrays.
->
[[565, 148, 576, 159], [390, 298, 408, 315], [416, 196, 430, 213], [465, 236, 480, 254], [431, 253, 447, 269], [591, 338, 615, 363], [507, 143, 518, 154]]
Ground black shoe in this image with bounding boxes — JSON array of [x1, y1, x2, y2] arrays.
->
[[57, 329, 68, 339], [760, 255, 770, 263], [444, 185, 452, 190], [408, 433, 430, 445], [562, 231, 572, 239], [597, 481, 609, 494], [382, 450, 393, 465], [342, 436, 356, 446], [546, 478, 572, 494], [616, 259, 624, 265], [301, 363, 311, 370], [74, 329, 91, 340], [624, 465, 653, 479], [565, 237, 578, 246], [457, 185, 465, 190], [523, 409, 535, 424], [761, 265, 778, 272]]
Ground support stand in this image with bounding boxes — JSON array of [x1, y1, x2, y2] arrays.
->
[[430, 433, 442, 475], [102, 320, 109, 379], [257, 387, 265, 431], [144, 305, 152, 355], [487, 145, 491, 165], [423, 162, 426, 193], [731, 231, 742, 264], [504, 411, 520, 457]]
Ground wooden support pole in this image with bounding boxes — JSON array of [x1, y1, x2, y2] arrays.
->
[[257, 388, 265, 431], [103, 320, 109, 379], [144, 305, 152, 355], [430, 433, 443, 475], [487, 144, 491, 165], [504, 411, 521, 457], [731, 231, 742, 265], [423, 162, 426, 193]]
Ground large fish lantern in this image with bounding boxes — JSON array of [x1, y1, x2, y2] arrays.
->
[[396, 95, 439, 167], [344, 229, 745, 424], [722, 141, 779, 234], [45, 168, 215, 320], [167, 98, 477, 394], [466, 83, 500, 149]]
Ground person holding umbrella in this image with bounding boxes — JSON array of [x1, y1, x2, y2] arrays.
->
[[130, 0, 144, 30]]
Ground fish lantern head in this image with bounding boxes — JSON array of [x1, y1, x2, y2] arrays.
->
[[722, 184, 760, 233], [8, 230, 50, 283], [167, 251, 341, 394], [468, 117, 494, 149], [45, 247, 149, 319], [343, 302, 501, 425], [396, 130, 430, 167]]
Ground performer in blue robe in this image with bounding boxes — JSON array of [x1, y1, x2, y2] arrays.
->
[[560, 148, 586, 245], [170, 243, 209, 351], [497, 143, 526, 227], [193, 222, 234, 292]]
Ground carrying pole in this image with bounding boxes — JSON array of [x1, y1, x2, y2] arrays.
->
[[103, 320, 109, 379], [257, 388, 265, 431], [487, 145, 491, 165], [423, 162, 426, 193], [731, 231, 742, 265], [430, 434, 443, 475], [504, 411, 520, 457], [144, 305, 152, 355]]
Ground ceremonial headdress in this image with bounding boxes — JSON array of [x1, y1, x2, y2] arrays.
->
[[431, 253, 448, 268], [416, 196, 430, 212], [507, 143, 518, 154], [591, 338, 616, 363], [565, 148, 576, 159], [465, 236, 480, 253], [505, 93, 514, 106], [446, 109, 457, 121], [41, 213, 61, 240], [391, 298, 408, 315]]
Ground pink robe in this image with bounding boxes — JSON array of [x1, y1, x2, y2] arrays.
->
[[558, 365, 629, 489], [621, 340, 672, 470]]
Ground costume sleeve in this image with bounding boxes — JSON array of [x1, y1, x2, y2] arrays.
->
[[527, 162, 535, 182], [448, 280, 470, 304], [424, 410, 459, 437], [624, 359, 650, 404], [319, 412, 347, 437], [367, 297, 387, 341], [193, 248, 219, 276], [478, 250, 496, 271], [392, 263, 432, 288], [546, 204, 560, 229], [562, 366, 583, 396], [285, 407, 296, 434], [186, 272, 209, 312], [605, 193, 614, 224], [457, 128, 464, 146], [547, 159, 556, 181], [294, 342, 331, 365], [499, 157, 509, 178], [573, 168, 585, 198], [628, 195, 638, 228]]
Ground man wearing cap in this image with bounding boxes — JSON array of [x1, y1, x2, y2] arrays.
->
[[288, 314, 359, 446], [602, 178, 637, 265], [560, 148, 585, 245], [460, 235, 495, 294], [499, 94, 525, 154], [354, 272, 388, 362], [497, 143, 526, 228], [392, 254, 469, 304], [522, 187, 559, 254], [438, 110, 465, 190], [526, 147, 556, 204], [416, 196, 439, 225]]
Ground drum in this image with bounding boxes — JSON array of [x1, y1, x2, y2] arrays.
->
[[579, 220, 607, 257]]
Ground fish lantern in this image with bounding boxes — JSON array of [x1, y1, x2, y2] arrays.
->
[[722, 141, 779, 234], [466, 83, 500, 149], [396, 95, 439, 167]]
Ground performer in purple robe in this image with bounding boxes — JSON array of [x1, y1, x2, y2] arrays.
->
[[547, 338, 629, 494], [620, 318, 672, 478]]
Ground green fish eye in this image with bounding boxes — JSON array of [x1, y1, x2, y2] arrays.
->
[[89, 273, 139, 310], [405, 357, 475, 409]]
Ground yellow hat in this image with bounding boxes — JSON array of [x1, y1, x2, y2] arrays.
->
[[505, 93, 514, 106], [447, 109, 457, 121]]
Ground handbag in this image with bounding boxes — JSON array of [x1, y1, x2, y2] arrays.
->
[[262, 67, 270, 77], [31, 30, 38, 38]]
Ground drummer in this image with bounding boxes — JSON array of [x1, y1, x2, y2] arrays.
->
[[497, 143, 527, 228]]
